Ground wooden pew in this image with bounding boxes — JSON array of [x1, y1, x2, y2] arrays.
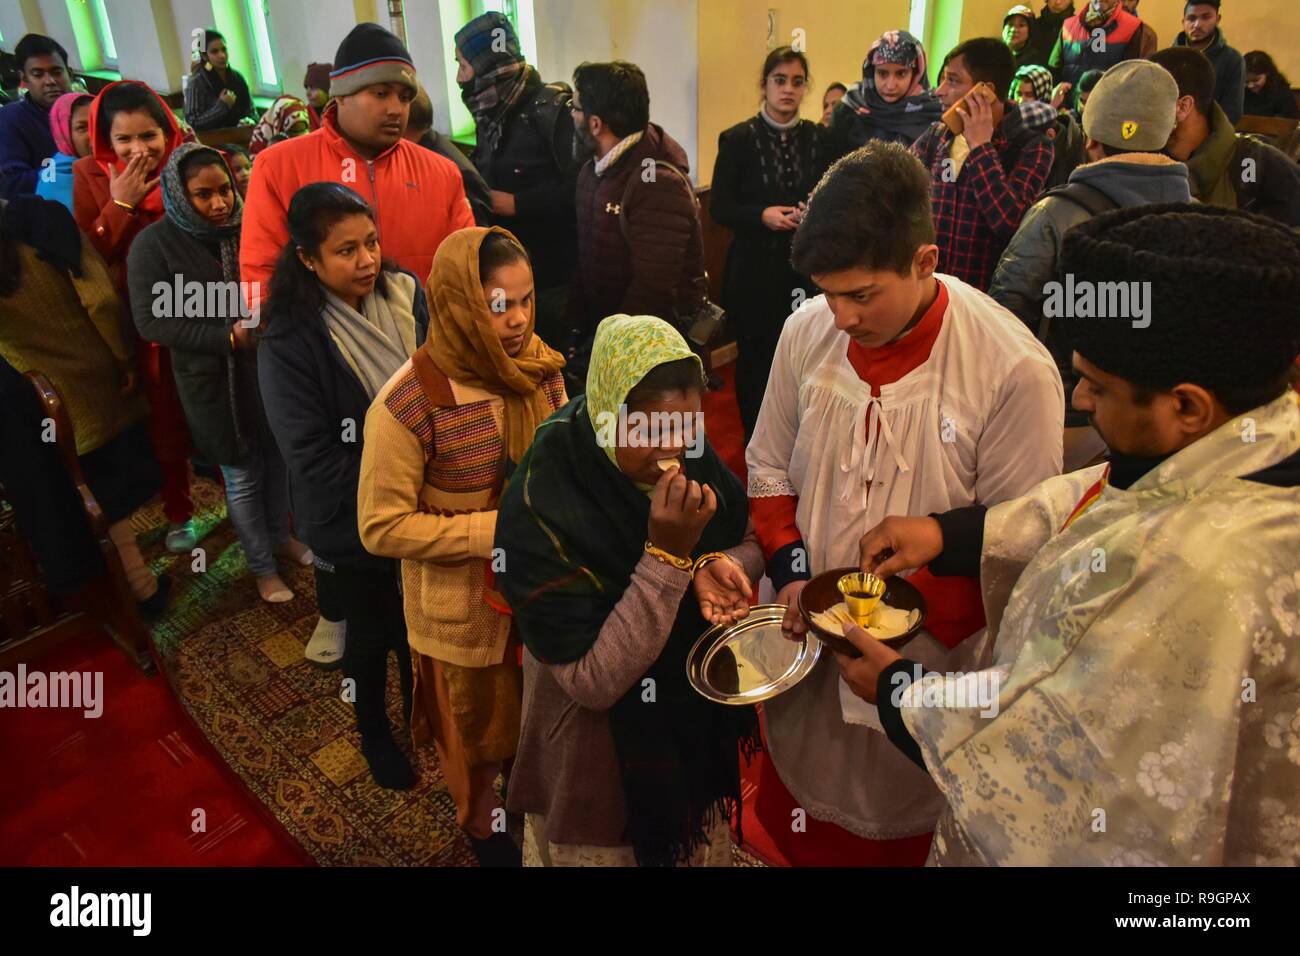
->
[[1238, 114, 1300, 160], [196, 125, 255, 150], [0, 373, 157, 675]]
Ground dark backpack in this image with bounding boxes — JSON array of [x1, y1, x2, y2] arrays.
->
[[616, 159, 722, 344], [1036, 181, 1121, 425], [1035, 181, 1120, 343], [517, 80, 575, 171]]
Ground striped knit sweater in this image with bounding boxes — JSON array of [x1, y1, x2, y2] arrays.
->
[[358, 355, 566, 666]]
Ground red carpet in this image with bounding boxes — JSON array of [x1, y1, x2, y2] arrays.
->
[[0, 627, 312, 866], [702, 359, 748, 482]]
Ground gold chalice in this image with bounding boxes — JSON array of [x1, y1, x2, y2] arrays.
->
[[837, 572, 886, 627]]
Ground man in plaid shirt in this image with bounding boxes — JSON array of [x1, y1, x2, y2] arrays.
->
[[911, 38, 1053, 291]]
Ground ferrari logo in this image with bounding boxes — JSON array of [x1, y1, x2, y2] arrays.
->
[[1121, 121, 1139, 140]]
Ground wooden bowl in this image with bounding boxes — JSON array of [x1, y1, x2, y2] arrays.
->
[[797, 566, 928, 657]]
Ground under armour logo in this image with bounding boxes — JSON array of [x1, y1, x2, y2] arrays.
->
[[605, 202, 621, 214]]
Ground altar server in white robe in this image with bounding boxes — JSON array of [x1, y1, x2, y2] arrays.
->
[[744, 141, 1064, 865], [846, 203, 1300, 866]]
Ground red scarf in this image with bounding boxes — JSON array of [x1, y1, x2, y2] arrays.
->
[[87, 80, 183, 219]]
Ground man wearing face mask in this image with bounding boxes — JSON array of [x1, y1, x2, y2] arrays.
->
[[1049, 0, 1143, 88], [453, 12, 580, 355], [566, 61, 707, 390]]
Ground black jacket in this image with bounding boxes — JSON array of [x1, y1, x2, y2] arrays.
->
[[256, 273, 428, 569], [418, 129, 493, 226], [710, 116, 828, 332], [1174, 29, 1245, 125], [184, 65, 257, 131], [470, 73, 580, 290], [1243, 84, 1299, 120], [128, 218, 259, 466]]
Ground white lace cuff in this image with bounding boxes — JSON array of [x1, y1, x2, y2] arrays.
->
[[748, 475, 797, 498]]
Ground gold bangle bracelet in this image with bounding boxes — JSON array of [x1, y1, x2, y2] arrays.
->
[[691, 551, 734, 575], [644, 541, 694, 573], [112, 198, 135, 212]]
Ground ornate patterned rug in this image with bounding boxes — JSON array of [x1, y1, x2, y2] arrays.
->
[[138, 475, 763, 867]]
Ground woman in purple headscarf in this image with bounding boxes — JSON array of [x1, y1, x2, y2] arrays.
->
[[34, 91, 93, 212], [826, 29, 943, 157]]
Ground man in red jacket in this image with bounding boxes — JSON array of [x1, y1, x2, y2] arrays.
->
[[239, 23, 473, 316]]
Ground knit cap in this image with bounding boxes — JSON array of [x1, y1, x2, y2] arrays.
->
[[329, 24, 416, 97], [455, 12, 524, 77], [1059, 203, 1300, 394], [303, 62, 332, 92], [1082, 59, 1178, 151]]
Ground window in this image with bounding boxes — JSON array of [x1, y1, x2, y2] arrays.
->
[[909, 1, 929, 45], [211, 0, 282, 99], [439, 0, 537, 142], [244, 0, 279, 91], [64, 0, 118, 72], [90, 0, 117, 69]]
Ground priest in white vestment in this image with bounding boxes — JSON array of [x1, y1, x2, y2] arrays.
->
[[844, 204, 1300, 865]]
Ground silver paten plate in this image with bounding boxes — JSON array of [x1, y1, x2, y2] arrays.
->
[[686, 604, 822, 705]]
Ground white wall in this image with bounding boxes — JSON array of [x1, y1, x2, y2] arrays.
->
[[0, 2, 37, 53], [167, 0, 214, 92], [533, 0, 700, 180], [402, 0, 455, 137], [264, 0, 360, 102], [32, 0, 79, 70]]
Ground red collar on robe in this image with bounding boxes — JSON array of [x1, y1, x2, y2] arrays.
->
[[845, 279, 948, 395], [845, 280, 983, 650]]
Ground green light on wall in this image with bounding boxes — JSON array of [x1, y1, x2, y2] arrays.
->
[[246, 0, 278, 87], [439, 0, 476, 140], [65, 0, 103, 71], [211, 0, 255, 84], [439, 0, 537, 142], [927, 0, 964, 85], [91, 0, 116, 61]]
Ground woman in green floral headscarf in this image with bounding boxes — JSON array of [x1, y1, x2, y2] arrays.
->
[[495, 315, 764, 867]]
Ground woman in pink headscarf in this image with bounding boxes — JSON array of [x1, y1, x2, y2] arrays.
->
[[34, 91, 93, 212]]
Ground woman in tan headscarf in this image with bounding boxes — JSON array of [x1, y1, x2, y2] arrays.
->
[[357, 225, 566, 866]]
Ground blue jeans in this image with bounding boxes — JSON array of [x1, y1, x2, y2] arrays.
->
[[220, 437, 291, 577]]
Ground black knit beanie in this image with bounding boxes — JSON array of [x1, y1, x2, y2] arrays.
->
[[330, 23, 416, 97], [1059, 202, 1300, 395]]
